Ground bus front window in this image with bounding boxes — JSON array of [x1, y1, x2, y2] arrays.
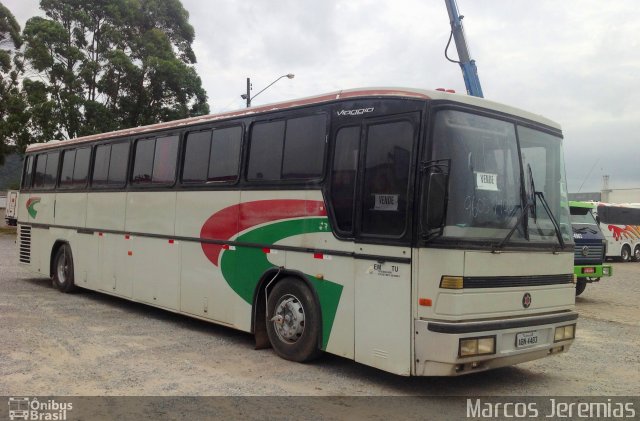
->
[[429, 109, 571, 248]]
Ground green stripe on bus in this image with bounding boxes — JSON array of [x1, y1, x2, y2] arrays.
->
[[220, 217, 343, 350]]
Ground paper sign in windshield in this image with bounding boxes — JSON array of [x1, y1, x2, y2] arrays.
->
[[476, 172, 499, 191], [373, 194, 399, 211]]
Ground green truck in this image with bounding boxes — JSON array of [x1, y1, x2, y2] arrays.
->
[[569, 201, 612, 295]]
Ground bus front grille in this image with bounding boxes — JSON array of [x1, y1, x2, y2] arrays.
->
[[19, 226, 31, 264], [463, 274, 574, 288]]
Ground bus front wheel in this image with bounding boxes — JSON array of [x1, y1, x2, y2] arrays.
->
[[53, 244, 77, 293], [266, 278, 322, 363], [575, 280, 587, 296], [621, 245, 631, 262]]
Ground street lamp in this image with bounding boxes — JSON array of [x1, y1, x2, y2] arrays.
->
[[241, 74, 295, 108]]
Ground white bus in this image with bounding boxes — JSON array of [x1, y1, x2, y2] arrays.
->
[[595, 203, 640, 262], [16, 88, 577, 376]]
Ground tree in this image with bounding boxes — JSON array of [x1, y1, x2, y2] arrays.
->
[[0, 1, 24, 164], [19, 0, 209, 143]]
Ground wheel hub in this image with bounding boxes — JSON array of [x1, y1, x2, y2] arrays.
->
[[272, 294, 305, 343]]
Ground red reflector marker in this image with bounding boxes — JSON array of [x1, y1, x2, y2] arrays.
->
[[125, 234, 130, 240], [127, 251, 133, 256], [168, 239, 174, 244], [313, 253, 332, 260], [419, 298, 433, 307]]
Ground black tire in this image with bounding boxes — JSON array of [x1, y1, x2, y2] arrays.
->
[[633, 246, 640, 262], [575, 280, 587, 296], [266, 277, 322, 362], [52, 244, 77, 293], [621, 245, 631, 262]]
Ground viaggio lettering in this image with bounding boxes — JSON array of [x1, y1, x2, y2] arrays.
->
[[336, 107, 374, 116]]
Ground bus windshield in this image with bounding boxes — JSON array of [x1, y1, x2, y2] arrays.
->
[[570, 207, 598, 225], [430, 109, 571, 247]]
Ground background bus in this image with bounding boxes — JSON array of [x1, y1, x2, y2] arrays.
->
[[595, 202, 640, 262], [16, 88, 577, 376]]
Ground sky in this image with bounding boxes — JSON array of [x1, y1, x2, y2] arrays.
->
[[4, 0, 640, 193]]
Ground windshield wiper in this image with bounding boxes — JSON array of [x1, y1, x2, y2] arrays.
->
[[525, 163, 565, 248], [494, 204, 529, 251], [535, 190, 565, 249], [574, 226, 598, 234], [493, 164, 533, 251]]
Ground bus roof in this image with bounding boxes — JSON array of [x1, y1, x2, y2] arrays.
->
[[25, 87, 561, 153]]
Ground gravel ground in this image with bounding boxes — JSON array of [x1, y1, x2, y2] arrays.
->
[[0, 230, 638, 398]]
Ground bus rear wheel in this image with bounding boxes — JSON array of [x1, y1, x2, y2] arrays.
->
[[575, 280, 587, 296], [633, 245, 640, 262], [621, 245, 631, 262], [53, 244, 77, 293], [266, 278, 322, 363]]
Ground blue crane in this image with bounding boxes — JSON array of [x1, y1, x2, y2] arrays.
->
[[444, 0, 484, 98]]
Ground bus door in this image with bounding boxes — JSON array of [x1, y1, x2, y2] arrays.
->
[[351, 112, 419, 375]]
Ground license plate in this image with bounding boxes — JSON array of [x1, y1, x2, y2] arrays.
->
[[583, 267, 595, 274], [515, 331, 539, 348]]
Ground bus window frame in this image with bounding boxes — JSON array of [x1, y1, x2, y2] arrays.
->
[[244, 111, 329, 185], [90, 139, 131, 190], [130, 132, 180, 189], [180, 123, 244, 187]]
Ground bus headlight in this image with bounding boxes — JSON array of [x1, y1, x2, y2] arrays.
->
[[602, 267, 610, 276], [459, 336, 496, 357], [554, 324, 576, 342]]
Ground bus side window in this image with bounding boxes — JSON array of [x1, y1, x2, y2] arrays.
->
[[247, 121, 285, 181], [108, 142, 129, 186], [60, 149, 76, 187], [248, 115, 326, 181], [152, 135, 179, 184], [22, 155, 34, 189], [183, 130, 212, 183], [73, 147, 91, 186], [330, 126, 360, 233], [282, 114, 326, 179], [33, 154, 47, 188], [43, 152, 60, 189], [209, 126, 242, 182]]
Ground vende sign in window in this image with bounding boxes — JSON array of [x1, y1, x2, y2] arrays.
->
[[373, 194, 399, 211], [476, 172, 499, 191]]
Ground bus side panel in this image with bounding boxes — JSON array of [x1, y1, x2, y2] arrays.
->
[[176, 191, 247, 328], [126, 191, 180, 310], [28, 192, 56, 275], [86, 192, 127, 291], [354, 244, 412, 376], [54, 192, 87, 228]]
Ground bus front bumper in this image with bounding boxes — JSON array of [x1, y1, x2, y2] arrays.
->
[[413, 311, 578, 376]]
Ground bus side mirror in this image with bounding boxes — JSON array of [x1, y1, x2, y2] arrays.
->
[[420, 160, 450, 239]]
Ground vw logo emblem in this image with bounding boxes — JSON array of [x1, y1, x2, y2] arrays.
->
[[522, 293, 532, 309], [581, 246, 589, 257]]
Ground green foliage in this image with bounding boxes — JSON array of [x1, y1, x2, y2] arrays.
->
[[1, 0, 209, 159], [0, 2, 23, 164]]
